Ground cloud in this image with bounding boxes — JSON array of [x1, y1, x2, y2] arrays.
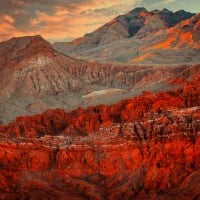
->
[[0, 0, 142, 42], [82, 1, 142, 17], [164, 0, 177, 4], [0, 0, 198, 42]]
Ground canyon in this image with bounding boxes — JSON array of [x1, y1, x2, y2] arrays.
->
[[0, 70, 200, 199], [0, 7, 199, 200]]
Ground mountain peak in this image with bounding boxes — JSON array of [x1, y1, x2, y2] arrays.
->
[[1, 35, 53, 49], [128, 7, 148, 14], [161, 8, 171, 12], [0, 35, 56, 68], [53, 8, 197, 63], [10, 34, 42, 41], [4, 35, 50, 49]]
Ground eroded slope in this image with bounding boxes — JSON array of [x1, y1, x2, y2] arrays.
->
[[1, 35, 199, 123], [0, 71, 200, 199]]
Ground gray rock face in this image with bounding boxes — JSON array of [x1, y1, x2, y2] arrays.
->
[[53, 9, 199, 64], [0, 35, 199, 123]]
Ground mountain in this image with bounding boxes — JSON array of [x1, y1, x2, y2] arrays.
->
[[0, 35, 200, 123], [0, 35, 86, 122], [54, 8, 200, 64], [0, 8, 200, 199], [0, 70, 199, 199]]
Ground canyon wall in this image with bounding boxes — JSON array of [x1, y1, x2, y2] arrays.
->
[[0, 73, 200, 199]]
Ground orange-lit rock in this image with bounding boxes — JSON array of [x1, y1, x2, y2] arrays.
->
[[0, 131, 199, 199], [0, 73, 200, 199]]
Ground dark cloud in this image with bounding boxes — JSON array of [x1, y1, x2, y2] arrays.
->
[[0, 0, 199, 42], [0, 0, 98, 31]]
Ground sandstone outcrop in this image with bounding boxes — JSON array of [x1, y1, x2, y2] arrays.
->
[[0, 72, 200, 199]]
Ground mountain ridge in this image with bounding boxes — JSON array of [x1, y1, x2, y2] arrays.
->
[[54, 8, 194, 48], [0, 34, 200, 123], [0, 35, 56, 69], [53, 8, 199, 64]]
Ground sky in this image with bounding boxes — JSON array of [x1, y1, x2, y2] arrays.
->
[[0, 0, 199, 43]]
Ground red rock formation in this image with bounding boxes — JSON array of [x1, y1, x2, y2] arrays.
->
[[1, 71, 200, 138], [0, 116, 199, 199], [0, 72, 200, 199]]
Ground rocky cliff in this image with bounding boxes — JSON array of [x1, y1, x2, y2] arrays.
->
[[0, 71, 200, 199]]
